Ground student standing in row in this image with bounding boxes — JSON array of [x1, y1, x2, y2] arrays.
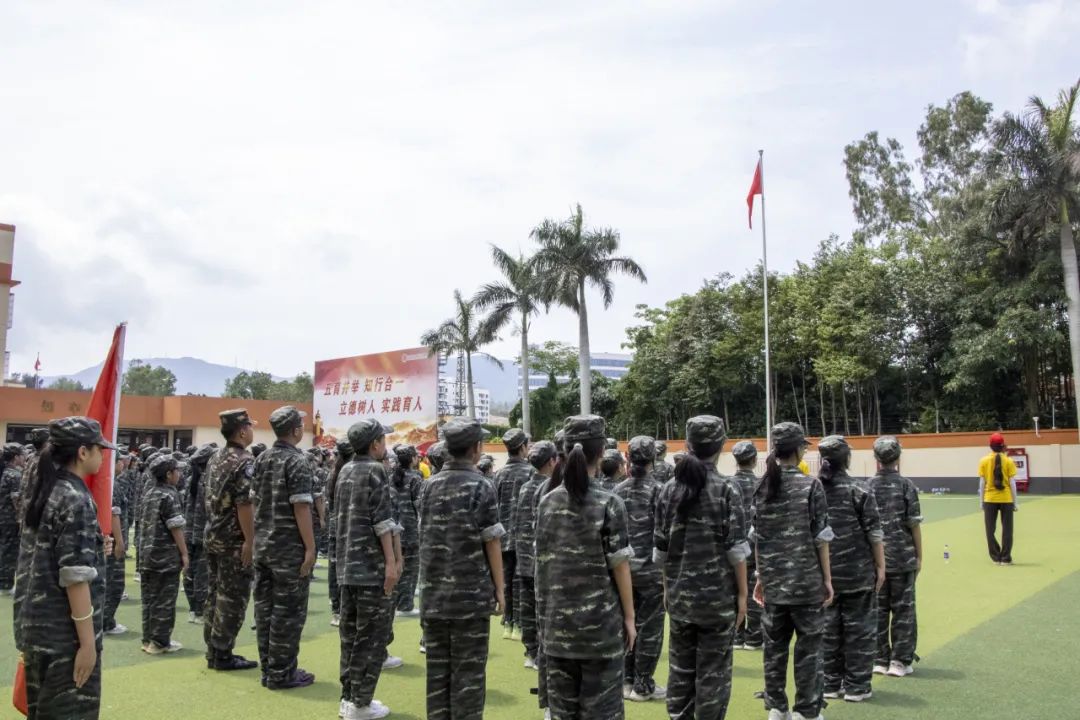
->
[[979, 432, 1018, 564], [0, 442, 24, 594], [754, 422, 833, 720], [535, 414, 636, 720], [493, 428, 530, 640], [390, 443, 423, 617], [103, 451, 130, 636], [512, 440, 557, 670], [729, 440, 762, 650], [138, 454, 189, 655]]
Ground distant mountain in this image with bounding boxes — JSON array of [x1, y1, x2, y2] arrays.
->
[[42, 357, 288, 397]]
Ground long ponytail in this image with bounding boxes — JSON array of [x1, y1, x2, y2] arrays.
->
[[673, 454, 708, 518], [561, 437, 605, 504], [762, 452, 783, 502], [993, 452, 1004, 490], [25, 444, 78, 530]]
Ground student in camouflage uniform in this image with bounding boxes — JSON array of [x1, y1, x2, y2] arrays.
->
[[753, 422, 834, 720], [493, 428, 530, 639], [600, 449, 626, 492], [868, 436, 923, 679], [655, 418, 750, 719], [15, 427, 49, 525], [133, 445, 158, 573], [138, 454, 189, 654], [390, 443, 423, 616], [202, 409, 259, 672], [420, 417, 506, 720], [0, 442, 25, 592], [614, 436, 668, 703], [730, 440, 762, 650], [102, 452, 131, 635], [653, 440, 674, 485], [427, 441, 448, 474], [326, 438, 352, 626], [16, 417, 114, 719], [335, 418, 400, 720], [512, 440, 556, 669], [377, 450, 405, 672], [536, 415, 636, 720], [816, 435, 885, 702], [182, 444, 214, 624]]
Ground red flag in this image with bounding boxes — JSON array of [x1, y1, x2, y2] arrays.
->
[[747, 158, 763, 229], [33, 354, 40, 372], [85, 323, 126, 534]]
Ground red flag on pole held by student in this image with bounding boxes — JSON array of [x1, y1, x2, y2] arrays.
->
[[746, 158, 763, 229], [85, 323, 127, 534]]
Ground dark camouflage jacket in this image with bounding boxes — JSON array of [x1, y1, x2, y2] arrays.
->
[[138, 482, 186, 573], [653, 461, 674, 485], [510, 472, 543, 578], [654, 465, 749, 625], [535, 484, 633, 659], [391, 469, 423, 548], [493, 456, 533, 551], [419, 459, 504, 619], [15, 470, 105, 654], [868, 469, 922, 573], [334, 455, 396, 586], [17, 453, 40, 526], [613, 470, 663, 585], [752, 466, 833, 605], [730, 469, 759, 570], [822, 471, 883, 593], [203, 443, 255, 555], [253, 441, 314, 569], [184, 468, 208, 546], [1, 466, 21, 527], [111, 472, 131, 538]]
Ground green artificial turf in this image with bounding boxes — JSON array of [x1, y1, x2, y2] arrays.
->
[[1, 495, 1078, 719]]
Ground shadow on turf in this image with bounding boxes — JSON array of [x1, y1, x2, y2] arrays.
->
[[862, 688, 932, 709], [909, 666, 965, 681]]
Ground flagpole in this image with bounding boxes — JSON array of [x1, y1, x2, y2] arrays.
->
[[759, 149, 773, 451]]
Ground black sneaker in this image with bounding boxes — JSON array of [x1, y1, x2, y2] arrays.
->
[[267, 668, 315, 690], [210, 654, 259, 671]]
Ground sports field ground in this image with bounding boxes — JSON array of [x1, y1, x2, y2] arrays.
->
[[2, 495, 1077, 719]]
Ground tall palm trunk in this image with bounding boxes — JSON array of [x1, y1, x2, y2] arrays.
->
[[520, 312, 532, 435], [577, 281, 592, 415], [1059, 207, 1080, 440], [466, 350, 476, 419]]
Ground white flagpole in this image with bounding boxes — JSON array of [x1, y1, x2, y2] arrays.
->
[[759, 149, 773, 451]]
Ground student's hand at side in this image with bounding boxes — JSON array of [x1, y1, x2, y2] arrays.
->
[[822, 581, 834, 608], [753, 579, 765, 608], [181, 554, 190, 574], [73, 644, 96, 688], [104, 536, 114, 557], [383, 563, 400, 598], [875, 566, 886, 593], [300, 549, 315, 578], [623, 616, 637, 652], [493, 589, 506, 617], [113, 536, 126, 560], [241, 541, 253, 568], [736, 594, 747, 630]]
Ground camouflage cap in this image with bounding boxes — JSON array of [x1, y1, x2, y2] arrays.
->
[[731, 440, 759, 464], [393, 443, 417, 464], [139, 445, 156, 461], [336, 437, 354, 460], [818, 435, 851, 461], [2, 442, 24, 459], [148, 453, 178, 479], [605, 437, 619, 450], [654, 440, 668, 456], [527, 440, 557, 468], [686, 415, 727, 446], [269, 405, 307, 435], [49, 417, 118, 451], [553, 430, 567, 455], [628, 436, 656, 464], [873, 435, 902, 464], [29, 427, 50, 446], [563, 415, 606, 443], [348, 418, 394, 452], [477, 454, 495, 473], [219, 408, 256, 436], [442, 417, 490, 451], [183, 445, 197, 455], [426, 441, 448, 465], [602, 448, 625, 464], [251, 442, 267, 457], [502, 428, 530, 451], [771, 422, 810, 451], [191, 444, 216, 466]]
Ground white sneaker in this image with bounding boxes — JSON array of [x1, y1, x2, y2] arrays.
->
[[524, 656, 538, 670], [381, 655, 403, 670], [142, 642, 165, 655], [652, 684, 667, 699], [339, 699, 351, 718], [121, 591, 129, 600], [544, 710, 551, 720], [395, 608, 421, 618], [767, 710, 790, 720], [371, 700, 389, 714], [622, 683, 633, 699], [331, 614, 341, 627], [791, 714, 823, 720], [823, 690, 842, 699], [345, 703, 390, 720], [419, 643, 426, 654], [164, 640, 183, 653], [887, 661, 913, 677], [872, 664, 889, 675], [104, 624, 128, 636], [845, 691, 872, 702]]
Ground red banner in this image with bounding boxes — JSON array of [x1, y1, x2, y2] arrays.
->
[[85, 323, 126, 534]]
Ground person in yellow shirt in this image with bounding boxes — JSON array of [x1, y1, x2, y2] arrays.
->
[[978, 433, 1018, 565], [418, 456, 431, 479]]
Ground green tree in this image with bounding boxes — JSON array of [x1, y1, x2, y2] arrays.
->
[[474, 246, 545, 435], [421, 289, 502, 419], [527, 341, 579, 382], [47, 377, 87, 391], [533, 203, 646, 415], [224, 371, 275, 399], [122, 360, 177, 397]]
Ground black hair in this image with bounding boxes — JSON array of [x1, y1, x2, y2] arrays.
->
[[507, 442, 528, 458], [391, 463, 408, 489], [448, 442, 476, 460], [327, 449, 349, 505], [992, 446, 1005, 490], [629, 457, 652, 479], [762, 441, 802, 503], [187, 461, 205, 516], [562, 437, 605, 504], [25, 443, 81, 530], [673, 454, 708, 518], [688, 440, 725, 462], [600, 454, 623, 479], [818, 452, 849, 485]]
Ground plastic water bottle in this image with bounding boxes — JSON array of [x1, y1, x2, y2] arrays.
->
[[944, 544, 950, 564]]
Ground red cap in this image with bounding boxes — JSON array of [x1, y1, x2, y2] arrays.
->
[[989, 432, 1006, 447]]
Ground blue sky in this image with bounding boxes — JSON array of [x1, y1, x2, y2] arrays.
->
[[1, 0, 1076, 376]]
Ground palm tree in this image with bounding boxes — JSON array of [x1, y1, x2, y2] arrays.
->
[[421, 289, 502, 419], [992, 80, 1080, 438], [532, 203, 646, 414], [473, 246, 545, 435]]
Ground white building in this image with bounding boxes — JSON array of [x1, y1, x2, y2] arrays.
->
[[439, 379, 491, 424], [519, 351, 633, 395]]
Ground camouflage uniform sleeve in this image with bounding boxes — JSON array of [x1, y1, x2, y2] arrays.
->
[[56, 494, 101, 587], [809, 479, 835, 546], [603, 494, 634, 568], [234, 457, 255, 506], [652, 486, 670, 564], [287, 454, 314, 506], [856, 485, 884, 545], [160, 490, 186, 530], [370, 467, 396, 537], [474, 476, 505, 543], [903, 478, 923, 528], [724, 483, 752, 567]]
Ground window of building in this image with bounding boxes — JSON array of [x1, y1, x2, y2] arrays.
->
[[118, 428, 169, 450], [173, 430, 194, 451]]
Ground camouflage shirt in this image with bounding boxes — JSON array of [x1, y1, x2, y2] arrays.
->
[[823, 471, 884, 593], [17, 453, 40, 526], [752, 466, 833, 606], [654, 466, 750, 626], [868, 469, 922, 573], [510, 472, 543, 578], [613, 470, 663, 584], [334, 455, 396, 587], [253, 441, 314, 569], [111, 472, 131, 538], [653, 461, 674, 485], [730, 469, 759, 570], [1, 466, 21, 527], [391, 469, 423, 548], [15, 470, 105, 654], [493, 456, 533, 551], [419, 459, 504, 619], [138, 482, 186, 573], [184, 469, 208, 546], [203, 443, 255, 555], [535, 484, 633, 659]]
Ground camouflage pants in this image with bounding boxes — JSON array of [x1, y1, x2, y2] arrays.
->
[[546, 654, 624, 720], [517, 574, 539, 659], [24, 650, 101, 720], [326, 521, 340, 615], [340, 584, 392, 707], [824, 590, 876, 695], [667, 618, 734, 720], [762, 603, 824, 718], [733, 561, 761, 647], [182, 542, 208, 616], [876, 571, 917, 665], [203, 550, 254, 661], [141, 568, 181, 647], [501, 550, 517, 626], [625, 582, 665, 692], [0, 522, 18, 588], [103, 553, 126, 631], [423, 616, 491, 720], [394, 545, 419, 613], [254, 562, 311, 684]]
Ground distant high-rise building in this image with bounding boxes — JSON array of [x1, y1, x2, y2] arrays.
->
[[519, 351, 633, 396], [0, 224, 19, 380], [439, 378, 491, 424]]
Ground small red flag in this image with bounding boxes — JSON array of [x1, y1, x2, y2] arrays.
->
[[747, 159, 763, 229], [33, 354, 40, 372], [85, 323, 126, 534]]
